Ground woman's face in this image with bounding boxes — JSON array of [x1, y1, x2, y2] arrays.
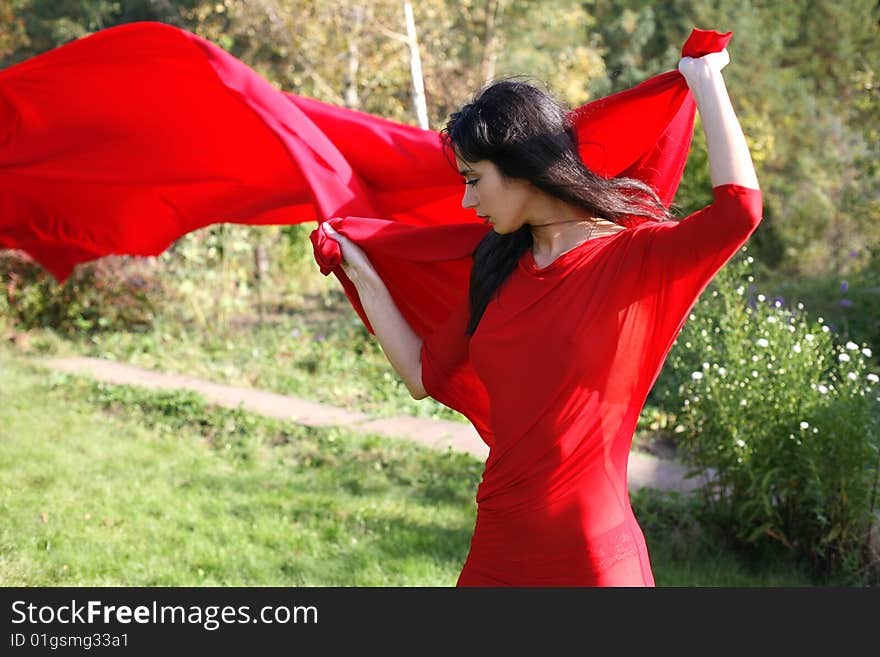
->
[[456, 157, 533, 234]]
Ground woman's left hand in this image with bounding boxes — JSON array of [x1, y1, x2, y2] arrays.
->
[[322, 221, 377, 282], [678, 47, 730, 82]]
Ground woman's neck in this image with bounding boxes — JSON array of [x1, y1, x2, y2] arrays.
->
[[529, 217, 624, 265]]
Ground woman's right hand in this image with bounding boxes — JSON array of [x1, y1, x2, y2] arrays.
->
[[322, 222, 376, 282]]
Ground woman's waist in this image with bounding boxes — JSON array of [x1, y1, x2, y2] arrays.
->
[[468, 506, 645, 567], [476, 444, 632, 512]]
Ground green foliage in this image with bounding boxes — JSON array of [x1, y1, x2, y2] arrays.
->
[[657, 249, 880, 582], [0, 0, 30, 58], [156, 224, 258, 327], [0, 251, 168, 334], [633, 487, 816, 586], [760, 243, 880, 362]]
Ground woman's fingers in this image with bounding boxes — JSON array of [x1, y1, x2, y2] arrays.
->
[[322, 221, 369, 274], [678, 48, 730, 79]]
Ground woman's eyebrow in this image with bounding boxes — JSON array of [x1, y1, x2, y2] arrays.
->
[[459, 167, 476, 175]]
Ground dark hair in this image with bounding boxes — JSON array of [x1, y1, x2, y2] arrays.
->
[[440, 77, 671, 335]]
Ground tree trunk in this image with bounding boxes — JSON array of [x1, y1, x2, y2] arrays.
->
[[344, 5, 365, 110], [403, 1, 429, 129], [481, 0, 506, 86], [253, 241, 269, 325]]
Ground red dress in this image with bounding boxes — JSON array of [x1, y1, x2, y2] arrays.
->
[[421, 185, 763, 586]]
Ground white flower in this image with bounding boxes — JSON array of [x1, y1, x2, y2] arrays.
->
[[847, 372, 858, 381], [846, 341, 859, 351], [767, 315, 778, 323], [751, 370, 759, 378], [774, 300, 783, 308], [689, 314, 696, 321], [735, 439, 746, 448], [812, 427, 818, 433], [797, 302, 804, 310], [822, 326, 830, 333], [718, 367, 727, 376], [800, 421, 809, 430], [691, 371, 703, 380], [867, 374, 879, 384], [758, 294, 766, 302], [702, 362, 710, 370], [817, 384, 829, 394], [747, 256, 754, 264], [736, 286, 745, 295], [805, 334, 815, 342], [752, 355, 759, 362], [863, 348, 872, 358], [756, 338, 769, 348], [839, 353, 851, 362], [793, 344, 802, 353], [740, 399, 748, 406]]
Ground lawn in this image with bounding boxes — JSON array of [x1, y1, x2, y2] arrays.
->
[[0, 347, 816, 586]]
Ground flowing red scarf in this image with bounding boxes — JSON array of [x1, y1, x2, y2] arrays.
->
[[0, 21, 730, 349]]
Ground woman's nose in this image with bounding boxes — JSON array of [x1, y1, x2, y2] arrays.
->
[[461, 187, 477, 209]]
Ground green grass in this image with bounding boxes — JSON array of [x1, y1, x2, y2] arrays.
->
[[16, 289, 467, 423], [0, 351, 480, 586], [633, 488, 816, 587], [1, 347, 818, 586]]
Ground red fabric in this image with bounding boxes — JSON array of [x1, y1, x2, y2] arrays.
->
[[1, 22, 728, 282], [0, 22, 753, 585]]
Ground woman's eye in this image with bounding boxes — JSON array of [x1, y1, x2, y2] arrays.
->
[[464, 178, 479, 186]]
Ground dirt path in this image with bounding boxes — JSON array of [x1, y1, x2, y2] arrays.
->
[[43, 356, 701, 495]]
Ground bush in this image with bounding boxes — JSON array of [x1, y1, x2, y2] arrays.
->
[[757, 243, 880, 366], [660, 249, 880, 582], [1, 251, 170, 334]]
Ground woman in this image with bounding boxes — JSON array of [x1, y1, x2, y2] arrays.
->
[[322, 47, 761, 586]]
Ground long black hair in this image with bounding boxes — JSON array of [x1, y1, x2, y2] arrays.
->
[[440, 77, 671, 335]]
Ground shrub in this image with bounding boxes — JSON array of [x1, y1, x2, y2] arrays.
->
[[1, 251, 169, 334], [662, 249, 880, 582]]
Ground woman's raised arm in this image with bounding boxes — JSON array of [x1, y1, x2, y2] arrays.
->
[[678, 48, 760, 190]]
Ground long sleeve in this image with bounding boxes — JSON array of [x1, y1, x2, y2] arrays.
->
[[623, 183, 763, 390], [644, 183, 761, 276]]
